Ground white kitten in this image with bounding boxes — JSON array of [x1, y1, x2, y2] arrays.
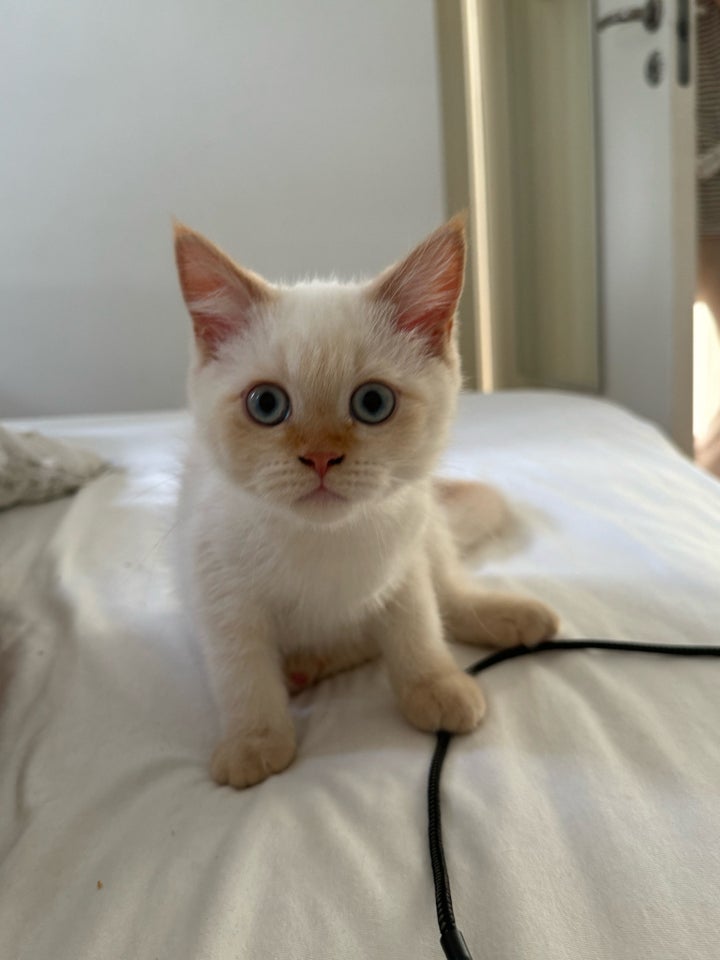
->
[[174, 216, 558, 789]]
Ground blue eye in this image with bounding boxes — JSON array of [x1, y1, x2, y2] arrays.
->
[[350, 382, 396, 424], [245, 384, 291, 426]]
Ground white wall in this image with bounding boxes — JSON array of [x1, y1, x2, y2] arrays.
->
[[0, 0, 444, 417]]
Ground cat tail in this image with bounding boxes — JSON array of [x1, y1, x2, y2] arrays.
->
[[434, 478, 509, 557]]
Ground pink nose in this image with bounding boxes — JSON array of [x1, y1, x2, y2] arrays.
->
[[298, 451, 345, 478]]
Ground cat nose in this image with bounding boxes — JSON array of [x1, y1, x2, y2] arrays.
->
[[298, 451, 345, 478]]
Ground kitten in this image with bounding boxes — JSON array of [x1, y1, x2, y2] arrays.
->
[[173, 216, 558, 789]]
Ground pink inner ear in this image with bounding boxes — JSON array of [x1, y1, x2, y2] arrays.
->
[[393, 269, 462, 352], [402, 307, 455, 354], [371, 219, 466, 355], [174, 224, 272, 362], [192, 313, 236, 353], [179, 260, 239, 352]]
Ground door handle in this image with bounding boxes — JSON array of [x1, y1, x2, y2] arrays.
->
[[597, 0, 663, 31]]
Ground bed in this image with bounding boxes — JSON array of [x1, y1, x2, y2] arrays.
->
[[1, 390, 719, 960]]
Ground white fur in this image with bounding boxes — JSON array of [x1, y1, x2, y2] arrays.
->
[[174, 225, 558, 788], [177, 280, 459, 695]]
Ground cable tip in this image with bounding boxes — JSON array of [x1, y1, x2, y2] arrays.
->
[[441, 927, 474, 960]]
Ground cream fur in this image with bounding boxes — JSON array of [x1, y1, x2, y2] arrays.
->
[[174, 218, 558, 788]]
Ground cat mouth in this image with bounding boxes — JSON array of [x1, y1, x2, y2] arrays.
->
[[297, 486, 347, 505]]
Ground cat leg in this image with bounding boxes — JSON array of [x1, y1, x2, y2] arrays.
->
[[441, 586, 559, 648], [430, 516, 559, 647], [283, 636, 379, 694], [376, 558, 486, 733], [202, 606, 296, 789]]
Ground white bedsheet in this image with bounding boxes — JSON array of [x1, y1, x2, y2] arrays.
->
[[1, 391, 719, 960]]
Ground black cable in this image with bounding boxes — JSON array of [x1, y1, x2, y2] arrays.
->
[[428, 638, 720, 960]]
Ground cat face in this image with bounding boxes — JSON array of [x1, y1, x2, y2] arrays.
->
[[174, 218, 466, 524]]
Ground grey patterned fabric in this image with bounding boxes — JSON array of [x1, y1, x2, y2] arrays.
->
[[0, 426, 108, 510]]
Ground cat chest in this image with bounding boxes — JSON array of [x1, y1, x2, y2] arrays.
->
[[277, 536, 402, 613], [248, 522, 419, 633]]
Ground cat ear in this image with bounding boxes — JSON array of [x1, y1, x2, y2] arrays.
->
[[173, 222, 274, 362], [368, 214, 466, 355]]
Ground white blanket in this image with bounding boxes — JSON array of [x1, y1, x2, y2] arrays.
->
[[1, 392, 718, 960]]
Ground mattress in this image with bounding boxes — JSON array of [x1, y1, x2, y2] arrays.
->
[[1, 391, 719, 960]]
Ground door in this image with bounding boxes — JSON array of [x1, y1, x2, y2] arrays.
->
[[439, 0, 695, 452], [594, 0, 695, 451]]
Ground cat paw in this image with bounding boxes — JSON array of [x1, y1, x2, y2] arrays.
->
[[448, 593, 559, 648], [399, 671, 486, 733], [484, 597, 559, 647], [210, 722, 296, 789]]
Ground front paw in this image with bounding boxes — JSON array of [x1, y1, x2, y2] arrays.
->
[[211, 721, 296, 789], [399, 671, 486, 733], [487, 597, 559, 647], [450, 594, 559, 648]]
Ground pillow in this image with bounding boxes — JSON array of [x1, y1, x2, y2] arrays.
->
[[0, 426, 108, 510]]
